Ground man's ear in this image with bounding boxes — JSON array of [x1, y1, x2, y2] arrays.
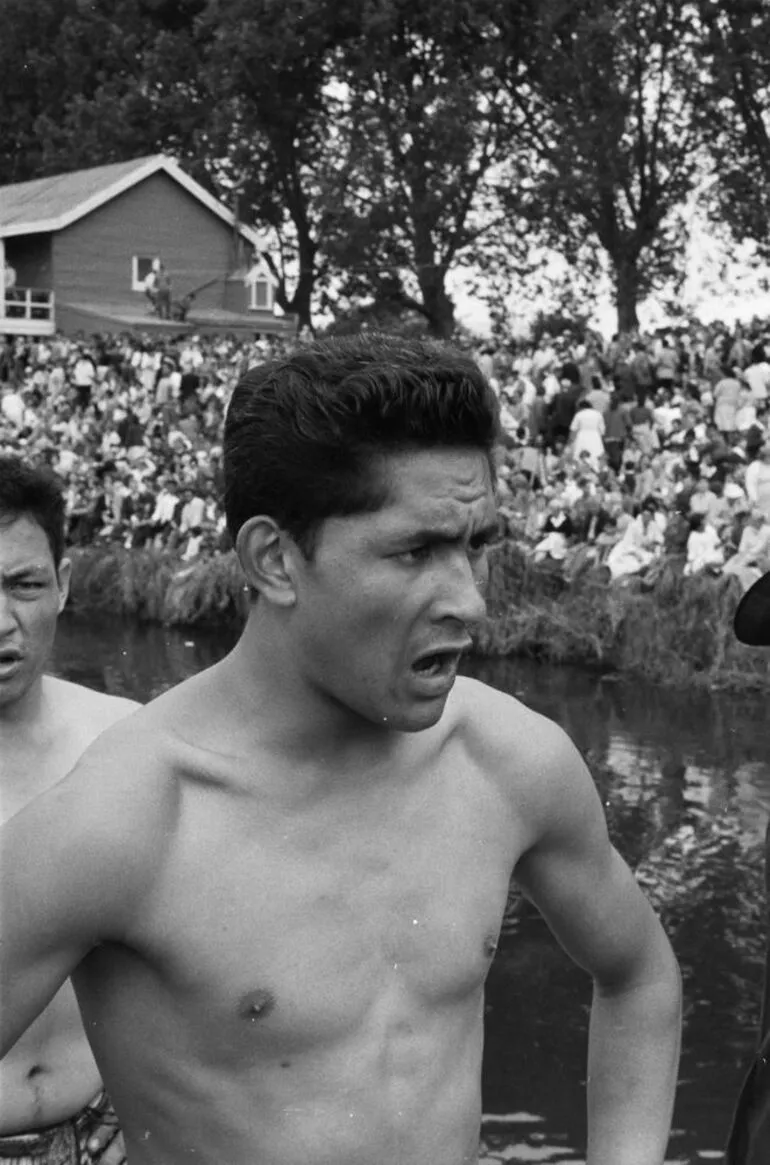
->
[[56, 557, 72, 614], [235, 517, 297, 607]]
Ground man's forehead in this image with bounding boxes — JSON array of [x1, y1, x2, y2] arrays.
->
[[375, 454, 497, 532], [0, 514, 54, 565]]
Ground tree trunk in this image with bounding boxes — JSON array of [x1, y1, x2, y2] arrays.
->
[[282, 229, 316, 334], [615, 254, 640, 334], [418, 271, 455, 339]]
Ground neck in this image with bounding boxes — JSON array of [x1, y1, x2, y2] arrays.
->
[[218, 610, 400, 776], [0, 675, 48, 738]]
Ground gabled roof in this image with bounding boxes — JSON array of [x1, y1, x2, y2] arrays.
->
[[0, 155, 261, 247]]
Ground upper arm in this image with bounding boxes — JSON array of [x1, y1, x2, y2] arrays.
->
[[0, 729, 168, 1056], [511, 720, 673, 990]]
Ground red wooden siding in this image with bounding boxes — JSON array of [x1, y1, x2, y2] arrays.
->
[[53, 172, 247, 310], [224, 277, 250, 314], [5, 234, 53, 290]]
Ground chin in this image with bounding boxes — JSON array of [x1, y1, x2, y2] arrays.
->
[[382, 699, 449, 734]]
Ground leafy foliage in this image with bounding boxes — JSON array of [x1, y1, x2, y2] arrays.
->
[[501, 0, 707, 332], [697, 0, 770, 252], [1, 0, 768, 330]]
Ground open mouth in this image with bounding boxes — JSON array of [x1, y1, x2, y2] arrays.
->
[[411, 649, 465, 679], [0, 649, 22, 665]]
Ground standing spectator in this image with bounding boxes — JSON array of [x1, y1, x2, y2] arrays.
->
[[143, 263, 158, 313], [568, 399, 606, 470], [155, 263, 172, 319], [71, 347, 96, 410], [655, 335, 679, 391], [546, 374, 581, 450], [630, 341, 655, 402], [585, 374, 611, 415], [745, 447, 770, 520], [604, 394, 632, 472], [745, 346, 770, 408], [713, 366, 743, 437], [629, 397, 658, 456]]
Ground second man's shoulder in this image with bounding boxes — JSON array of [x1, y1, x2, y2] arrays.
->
[[47, 675, 140, 728]]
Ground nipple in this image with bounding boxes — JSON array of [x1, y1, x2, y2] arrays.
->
[[239, 988, 276, 1022]]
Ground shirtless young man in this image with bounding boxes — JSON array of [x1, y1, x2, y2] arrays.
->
[[2, 336, 682, 1165], [0, 457, 138, 1164]]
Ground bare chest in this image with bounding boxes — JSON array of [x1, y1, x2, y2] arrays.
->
[[121, 771, 519, 1059]]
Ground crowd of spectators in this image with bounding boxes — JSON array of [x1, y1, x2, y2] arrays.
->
[[2, 321, 770, 594]]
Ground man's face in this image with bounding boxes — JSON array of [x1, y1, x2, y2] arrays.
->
[[0, 515, 70, 710], [287, 449, 498, 734]]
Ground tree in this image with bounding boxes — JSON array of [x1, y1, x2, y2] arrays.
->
[[0, 0, 80, 184], [196, 0, 363, 332], [503, 0, 706, 333], [0, 0, 208, 186], [697, 0, 770, 253], [321, 0, 535, 338]]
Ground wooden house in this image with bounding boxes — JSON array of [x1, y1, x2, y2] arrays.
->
[[0, 155, 294, 338]]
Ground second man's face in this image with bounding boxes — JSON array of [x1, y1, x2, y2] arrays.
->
[[0, 515, 69, 710]]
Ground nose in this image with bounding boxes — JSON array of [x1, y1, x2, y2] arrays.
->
[[0, 591, 18, 637], [434, 549, 489, 630]]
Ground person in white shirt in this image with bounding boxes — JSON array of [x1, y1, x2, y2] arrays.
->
[[723, 509, 770, 591], [745, 356, 770, 406], [1, 388, 25, 428], [71, 350, 96, 409], [179, 489, 206, 533], [150, 477, 180, 529], [745, 447, 770, 520], [568, 399, 606, 470], [683, 514, 724, 576]]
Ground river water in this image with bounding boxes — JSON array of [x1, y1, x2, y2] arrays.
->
[[52, 614, 770, 1164]]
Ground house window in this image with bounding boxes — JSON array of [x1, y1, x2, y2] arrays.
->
[[132, 255, 159, 292], [249, 277, 272, 311]]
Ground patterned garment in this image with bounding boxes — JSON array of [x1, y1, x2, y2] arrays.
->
[[0, 1092, 124, 1165]]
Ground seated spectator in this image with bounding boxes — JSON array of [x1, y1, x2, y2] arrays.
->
[[683, 514, 725, 576], [606, 498, 665, 581], [722, 509, 770, 592], [533, 497, 574, 563]]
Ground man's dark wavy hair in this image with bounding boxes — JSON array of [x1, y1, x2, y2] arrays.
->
[[0, 456, 66, 568], [224, 333, 501, 555]]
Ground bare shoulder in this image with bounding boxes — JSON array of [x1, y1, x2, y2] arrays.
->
[[1, 706, 183, 946], [45, 674, 141, 728], [449, 675, 597, 836], [8, 701, 179, 889]]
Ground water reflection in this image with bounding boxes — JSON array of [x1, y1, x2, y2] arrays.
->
[[51, 616, 770, 1164]]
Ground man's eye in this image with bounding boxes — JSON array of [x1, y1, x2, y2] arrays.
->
[[470, 538, 497, 556], [13, 581, 45, 591], [399, 546, 432, 563]]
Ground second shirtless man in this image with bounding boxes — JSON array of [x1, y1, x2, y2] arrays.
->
[[0, 457, 138, 1164], [2, 337, 681, 1165]]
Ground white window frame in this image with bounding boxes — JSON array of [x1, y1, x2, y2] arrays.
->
[[249, 276, 273, 311], [132, 255, 159, 292]]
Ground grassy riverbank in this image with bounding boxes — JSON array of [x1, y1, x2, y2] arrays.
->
[[66, 543, 770, 694]]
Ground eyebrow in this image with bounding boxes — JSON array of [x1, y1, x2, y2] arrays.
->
[[3, 565, 51, 581], [396, 521, 500, 547]]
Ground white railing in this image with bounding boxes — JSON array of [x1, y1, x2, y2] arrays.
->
[[2, 287, 55, 323]]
